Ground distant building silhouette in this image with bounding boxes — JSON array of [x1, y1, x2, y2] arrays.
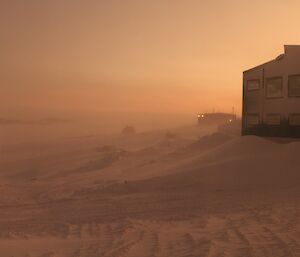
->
[[242, 45, 300, 137], [198, 112, 236, 126], [122, 126, 136, 135]]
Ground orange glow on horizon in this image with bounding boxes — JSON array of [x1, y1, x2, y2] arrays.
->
[[1, 0, 300, 116]]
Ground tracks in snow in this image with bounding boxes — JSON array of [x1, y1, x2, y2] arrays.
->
[[1, 205, 300, 257]]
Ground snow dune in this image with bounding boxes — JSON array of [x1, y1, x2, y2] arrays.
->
[[0, 125, 300, 256]]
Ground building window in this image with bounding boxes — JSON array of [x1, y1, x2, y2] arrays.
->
[[247, 114, 259, 126], [288, 75, 300, 97], [266, 77, 283, 98], [247, 80, 260, 91], [289, 114, 300, 126], [266, 114, 281, 125]]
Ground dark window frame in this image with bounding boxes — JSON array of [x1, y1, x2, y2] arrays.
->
[[288, 74, 300, 97], [265, 76, 284, 99], [247, 79, 260, 91], [265, 113, 281, 125], [246, 113, 260, 126], [289, 113, 300, 126]]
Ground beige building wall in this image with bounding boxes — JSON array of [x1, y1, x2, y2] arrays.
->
[[243, 45, 300, 136]]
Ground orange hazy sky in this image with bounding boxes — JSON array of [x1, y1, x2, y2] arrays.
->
[[1, 0, 300, 115]]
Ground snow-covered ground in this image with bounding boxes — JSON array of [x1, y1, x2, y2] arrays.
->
[[0, 123, 300, 257]]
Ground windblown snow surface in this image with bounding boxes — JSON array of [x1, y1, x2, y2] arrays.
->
[[0, 125, 300, 257]]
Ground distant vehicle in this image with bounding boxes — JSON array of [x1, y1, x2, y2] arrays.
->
[[197, 112, 236, 126], [242, 45, 300, 137]]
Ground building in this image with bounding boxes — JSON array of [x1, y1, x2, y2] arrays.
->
[[198, 112, 236, 126], [242, 45, 300, 137]]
